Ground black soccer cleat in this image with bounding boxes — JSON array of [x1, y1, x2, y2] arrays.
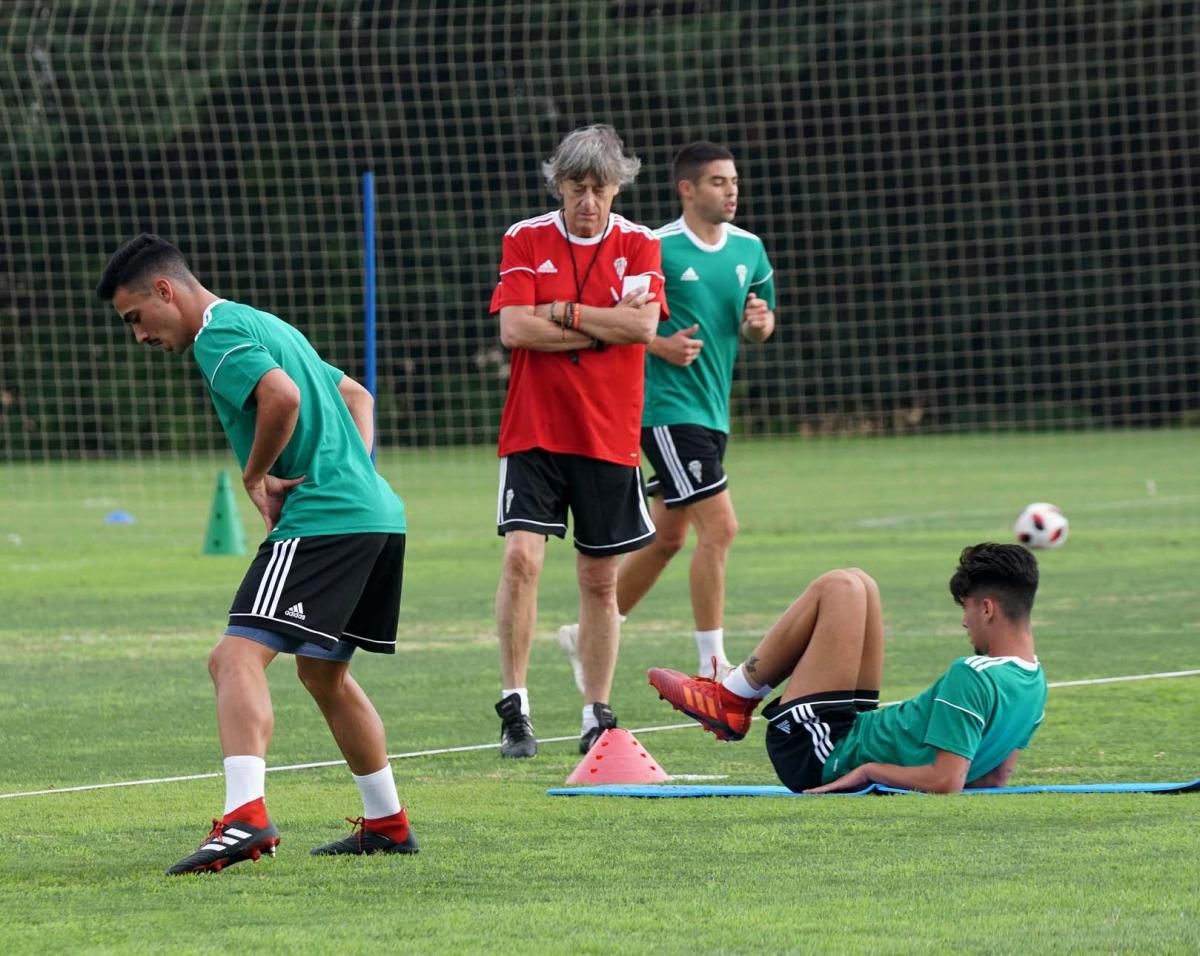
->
[[495, 693, 537, 758], [166, 817, 280, 875], [579, 703, 619, 754], [310, 812, 419, 856]]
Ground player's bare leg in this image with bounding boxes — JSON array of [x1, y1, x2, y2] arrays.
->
[[297, 656, 419, 857], [169, 635, 281, 875], [494, 530, 543, 756], [845, 568, 885, 692], [295, 658, 388, 774], [576, 553, 622, 703], [648, 569, 872, 742], [614, 497, 687, 615], [749, 569, 872, 701], [496, 530, 546, 688], [209, 634, 278, 757], [685, 490, 737, 631], [575, 552, 623, 751]]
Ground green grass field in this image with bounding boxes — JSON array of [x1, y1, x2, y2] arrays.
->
[[2, 431, 1199, 953]]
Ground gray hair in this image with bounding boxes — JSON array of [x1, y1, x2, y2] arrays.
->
[[542, 124, 642, 198]]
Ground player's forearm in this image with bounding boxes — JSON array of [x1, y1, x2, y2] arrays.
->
[[337, 376, 375, 453], [243, 390, 300, 482], [858, 761, 965, 794], [578, 302, 659, 345], [741, 311, 775, 343], [965, 752, 1019, 789], [647, 336, 672, 360], [499, 306, 593, 351], [345, 394, 374, 454]]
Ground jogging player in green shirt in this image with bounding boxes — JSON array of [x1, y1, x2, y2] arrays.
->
[[649, 543, 1047, 793], [98, 234, 418, 873], [559, 142, 776, 685]]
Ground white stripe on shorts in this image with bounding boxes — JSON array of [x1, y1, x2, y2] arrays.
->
[[251, 540, 286, 615], [798, 703, 834, 762], [252, 538, 298, 617], [652, 425, 694, 498], [267, 538, 300, 617], [496, 457, 508, 525]]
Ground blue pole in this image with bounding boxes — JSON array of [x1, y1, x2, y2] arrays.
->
[[362, 170, 378, 463]]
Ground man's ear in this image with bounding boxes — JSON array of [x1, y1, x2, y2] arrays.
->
[[154, 277, 173, 302]]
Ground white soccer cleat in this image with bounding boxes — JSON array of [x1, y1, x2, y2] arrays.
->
[[556, 623, 586, 694]]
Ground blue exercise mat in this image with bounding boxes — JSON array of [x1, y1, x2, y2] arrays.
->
[[547, 778, 1200, 798]]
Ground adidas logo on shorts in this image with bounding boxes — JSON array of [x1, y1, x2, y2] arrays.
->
[[284, 602, 306, 621]]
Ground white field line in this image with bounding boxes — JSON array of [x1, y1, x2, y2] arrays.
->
[[1, 669, 1197, 801]]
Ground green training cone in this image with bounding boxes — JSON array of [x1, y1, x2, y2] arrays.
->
[[203, 470, 247, 556]]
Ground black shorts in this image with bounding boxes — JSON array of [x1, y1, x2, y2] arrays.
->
[[496, 449, 656, 557], [642, 425, 729, 508], [228, 532, 405, 655], [763, 691, 861, 792]]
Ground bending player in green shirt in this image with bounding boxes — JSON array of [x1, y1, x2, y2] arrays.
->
[[649, 543, 1047, 793], [98, 235, 418, 873], [559, 142, 776, 684]]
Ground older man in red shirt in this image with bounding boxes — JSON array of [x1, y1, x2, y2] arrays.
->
[[489, 124, 667, 757]]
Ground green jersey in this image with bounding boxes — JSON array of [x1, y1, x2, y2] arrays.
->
[[642, 218, 776, 433], [823, 655, 1047, 785], [191, 299, 406, 541]]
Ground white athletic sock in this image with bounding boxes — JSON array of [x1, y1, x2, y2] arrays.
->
[[695, 628, 727, 671], [352, 765, 402, 820], [580, 704, 606, 734], [722, 664, 773, 700], [223, 755, 266, 815], [502, 687, 530, 717], [617, 614, 627, 624]]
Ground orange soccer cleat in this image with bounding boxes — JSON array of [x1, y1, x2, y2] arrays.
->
[[647, 667, 757, 741]]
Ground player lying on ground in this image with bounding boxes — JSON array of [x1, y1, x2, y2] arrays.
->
[[97, 235, 418, 873], [648, 543, 1046, 793]]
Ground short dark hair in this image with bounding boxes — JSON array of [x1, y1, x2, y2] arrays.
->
[[95, 233, 193, 300], [949, 543, 1039, 621], [671, 141, 736, 186]]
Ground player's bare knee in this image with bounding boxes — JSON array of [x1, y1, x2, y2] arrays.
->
[[700, 514, 737, 551], [655, 527, 687, 557], [577, 561, 618, 600], [816, 569, 865, 601], [845, 567, 880, 597], [296, 659, 346, 700], [207, 640, 243, 685], [503, 542, 543, 585]]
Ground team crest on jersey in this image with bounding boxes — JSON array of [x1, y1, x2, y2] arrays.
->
[[736, 264, 748, 287], [505, 489, 514, 514], [688, 460, 703, 483], [613, 257, 627, 280]]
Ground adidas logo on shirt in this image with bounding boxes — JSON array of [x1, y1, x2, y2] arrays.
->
[[537, 259, 558, 274], [284, 602, 306, 621], [680, 266, 699, 281], [777, 719, 792, 735]]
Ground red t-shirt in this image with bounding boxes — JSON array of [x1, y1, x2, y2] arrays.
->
[[489, 210, 667, 465]]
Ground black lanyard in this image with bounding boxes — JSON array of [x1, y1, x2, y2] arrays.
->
[[561, 210, 608, 304], [561, 211, 609, 360]]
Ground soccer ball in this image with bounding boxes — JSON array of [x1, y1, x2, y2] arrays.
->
[[1013, 503, 1069, 549]]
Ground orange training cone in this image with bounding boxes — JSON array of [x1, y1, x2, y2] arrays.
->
[[564, 728, 670, 785]]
